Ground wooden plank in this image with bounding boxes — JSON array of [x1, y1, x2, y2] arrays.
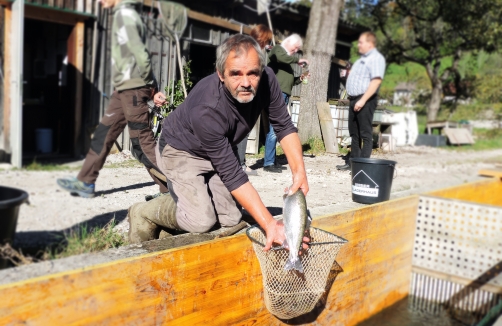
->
[[2, 6, 12, 153], [444, 128, 475, 145], [427, 178, 502, 208], [24, 4, 89, 25], [317, 102, 339, 154], [187, 10, 252, 34], [67, 22, 85, 157], [0, 195, 419, 325], [246, 116, 260, 154]]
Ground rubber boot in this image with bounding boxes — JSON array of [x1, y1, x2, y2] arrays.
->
[[128, 193, 181, 244], [142, 193, 181, 230], [128, 203, 160, 244]]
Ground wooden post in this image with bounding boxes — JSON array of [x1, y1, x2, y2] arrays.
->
[[9, 0, 24, 168], [67, 21, 84, 157], [317, 102, 339, 154], [2, 6, 12, 155]]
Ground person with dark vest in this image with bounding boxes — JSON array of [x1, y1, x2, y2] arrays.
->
[[128, 34, 310, 251]]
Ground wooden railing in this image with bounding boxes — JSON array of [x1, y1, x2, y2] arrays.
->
[[24, 0, 96, 15]]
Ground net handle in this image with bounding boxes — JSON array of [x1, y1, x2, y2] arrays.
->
[[246, 225, 348, 250]]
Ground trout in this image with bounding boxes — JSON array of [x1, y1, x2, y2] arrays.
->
[[283, 189, 310, 273]]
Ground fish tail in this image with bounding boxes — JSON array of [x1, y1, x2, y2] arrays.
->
[[284, 258, 304, 273]]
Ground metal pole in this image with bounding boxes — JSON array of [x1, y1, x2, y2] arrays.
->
[[174, 34, 187, 98], [10, 0, 24, 168], [265, 8, 275, 46]]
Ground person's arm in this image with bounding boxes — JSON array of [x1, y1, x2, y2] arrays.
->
[[231, 184, 285, 251], [279, 133, 309, 196], [354, 78, 382, 112], [272, 46, 299, 65]]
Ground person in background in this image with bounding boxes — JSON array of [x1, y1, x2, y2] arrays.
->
[[236, 24, 273, 176], [336, 31, 386, 171], [266, 34, 309, 173], [57, 0, 168, 199]]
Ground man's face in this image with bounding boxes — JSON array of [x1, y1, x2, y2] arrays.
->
[[285, 43, 300, 55], [357, 35, 374, 55], [98, 0, 117, 9], [217, 47, 262, 104]]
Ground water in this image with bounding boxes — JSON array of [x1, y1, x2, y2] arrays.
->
[[357, 296, 483, 326]]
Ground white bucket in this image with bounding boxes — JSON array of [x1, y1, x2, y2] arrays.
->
[[35, 129, 53, 153]]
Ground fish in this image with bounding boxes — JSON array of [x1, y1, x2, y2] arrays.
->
[[282, 189, 311, 273]]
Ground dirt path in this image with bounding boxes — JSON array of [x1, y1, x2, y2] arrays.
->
[[1, 146, 501, 249]]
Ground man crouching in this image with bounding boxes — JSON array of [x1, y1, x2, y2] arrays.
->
[[129, 34, 309, 251]]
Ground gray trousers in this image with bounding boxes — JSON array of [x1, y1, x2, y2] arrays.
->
[[156, 143, 242, 233]]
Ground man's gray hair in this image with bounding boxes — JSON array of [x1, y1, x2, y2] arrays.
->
[[282, 33, 303, 48], [216, 34, 266, 76]]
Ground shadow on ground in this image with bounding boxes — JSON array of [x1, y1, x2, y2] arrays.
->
[[13, 209, 129, 253]]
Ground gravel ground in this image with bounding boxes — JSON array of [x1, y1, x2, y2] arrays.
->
[[1, 146, 501, 250]]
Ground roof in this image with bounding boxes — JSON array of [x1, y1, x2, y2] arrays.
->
[[395, 82, 416, 91]]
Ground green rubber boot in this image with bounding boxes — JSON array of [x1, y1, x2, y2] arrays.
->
[[128, 193, 180, 244]]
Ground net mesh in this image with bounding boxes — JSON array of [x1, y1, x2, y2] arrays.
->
[[247, 226, 347, 319]]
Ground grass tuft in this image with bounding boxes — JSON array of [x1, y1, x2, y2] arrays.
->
[[303, 137, 326, 156], [23, 160, 79, 171], [51, 219, 127, 259]]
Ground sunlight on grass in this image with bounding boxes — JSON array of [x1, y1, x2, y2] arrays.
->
[[49, 219, 127, 259], [23, 160, 79, 171]]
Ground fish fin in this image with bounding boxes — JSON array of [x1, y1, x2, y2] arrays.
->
[[284, 258, 304, 273], [282, 238, 289, 250]]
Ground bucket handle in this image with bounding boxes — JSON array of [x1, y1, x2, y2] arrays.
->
[[393, 166, 398, 179]]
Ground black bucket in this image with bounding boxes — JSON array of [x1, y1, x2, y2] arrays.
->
[[0, 186, 29, 269], [350, 158, 397, 204]]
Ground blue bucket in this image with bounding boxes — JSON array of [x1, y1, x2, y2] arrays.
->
[[35, 128, 53, 153]]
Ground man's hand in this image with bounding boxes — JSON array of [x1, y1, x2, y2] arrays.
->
[[298, 58, 309, 66], [354, 99, 366, 112], [153, 92, 167, 106], [288, 169, 309, 197], [264, 219, 310, 252], [264, 219, 286, 251]]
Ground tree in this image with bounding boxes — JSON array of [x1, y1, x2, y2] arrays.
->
[[297, 0, 344, 143], [372, 0, 502, 122]]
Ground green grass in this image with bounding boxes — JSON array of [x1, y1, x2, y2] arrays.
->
[[49, 218, 127, 259], [1, 219, 127, 266], [23, 160, 80, 171], [104, 159, 143, 169]]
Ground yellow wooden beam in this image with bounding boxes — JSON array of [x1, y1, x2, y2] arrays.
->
[[0, 195, 419, 325], [479, 168, 502, 179], [427, 178, 502, 208]]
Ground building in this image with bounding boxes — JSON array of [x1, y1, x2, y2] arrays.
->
[[393, 82, 416, 107], [0, 0, 363, 167]]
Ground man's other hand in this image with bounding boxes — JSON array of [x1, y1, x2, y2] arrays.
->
[[263, 219, 286, 251], [154, 92, 167, 106], [288, 169, 309, 197], [354, 99, 366, 112]]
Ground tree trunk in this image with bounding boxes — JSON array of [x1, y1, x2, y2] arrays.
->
[[297, 0, 344, 144], [428, 81, 442, 122], [425, 62, 443, 123]]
